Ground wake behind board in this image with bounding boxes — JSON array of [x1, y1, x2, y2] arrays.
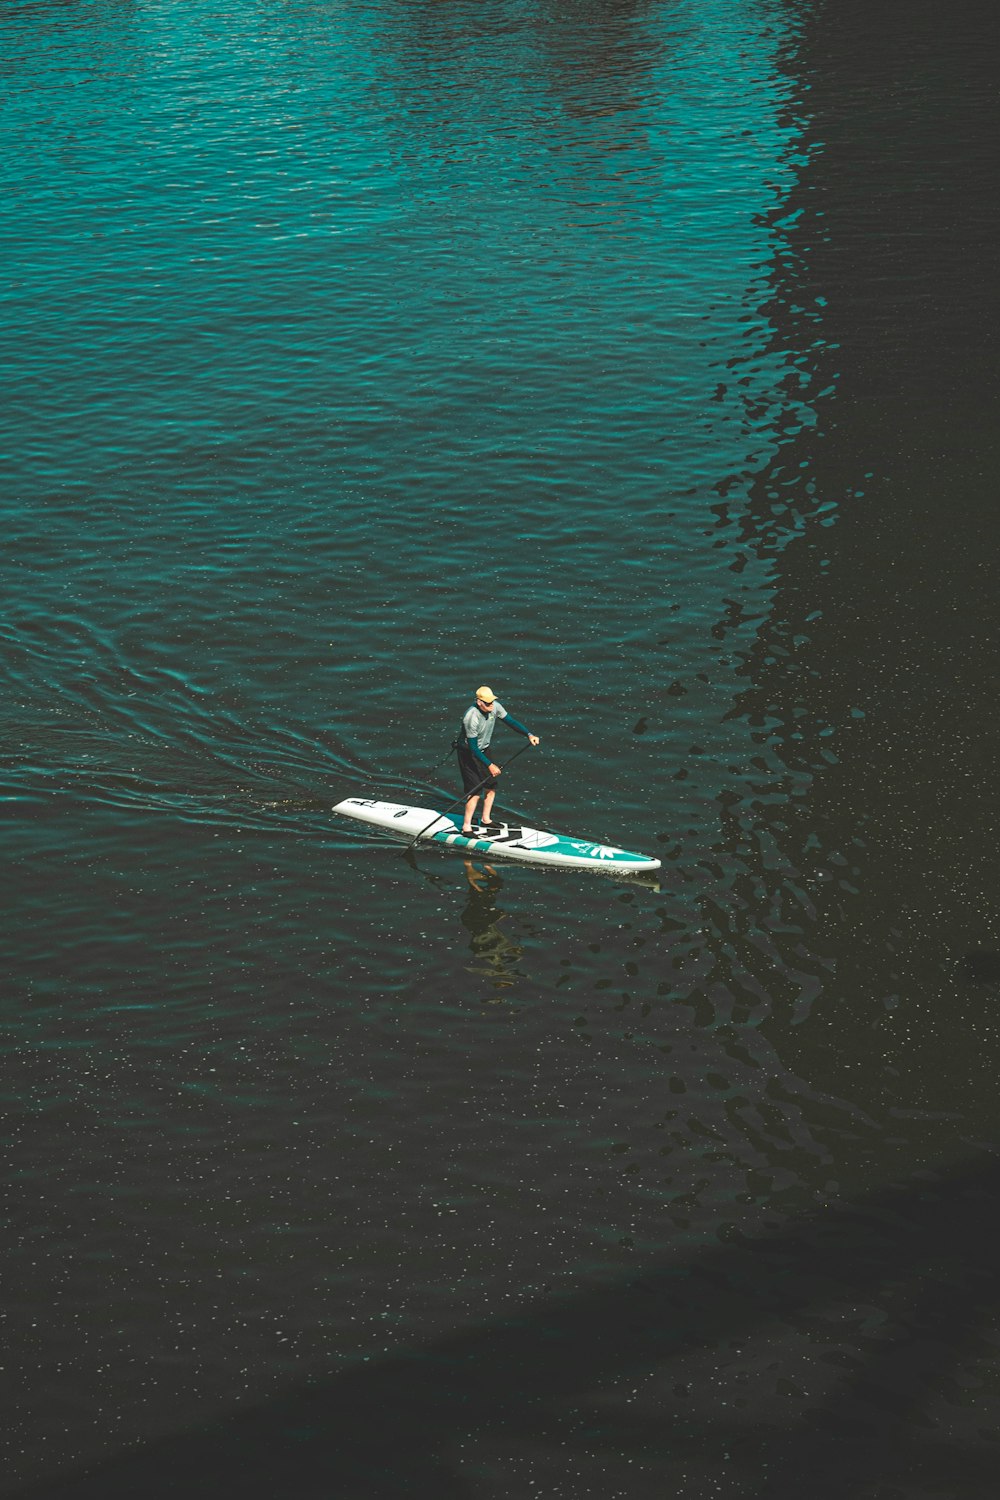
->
[[333, 797, 661, 874]]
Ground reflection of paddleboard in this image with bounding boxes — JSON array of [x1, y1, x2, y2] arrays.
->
[[333, 797, 661, 874]]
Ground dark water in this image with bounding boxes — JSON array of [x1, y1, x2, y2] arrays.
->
[[4, 1, 1000, 1494]]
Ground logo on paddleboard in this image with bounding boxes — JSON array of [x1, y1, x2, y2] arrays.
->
[[570, 843, 622, 860]]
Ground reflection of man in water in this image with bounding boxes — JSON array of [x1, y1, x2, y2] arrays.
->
[[461, 861, 524, 992]]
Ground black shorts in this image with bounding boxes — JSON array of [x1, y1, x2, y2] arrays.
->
[[458, 741, 497, 794]]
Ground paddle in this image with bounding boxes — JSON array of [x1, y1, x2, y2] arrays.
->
[[406, 742, 532, 851]]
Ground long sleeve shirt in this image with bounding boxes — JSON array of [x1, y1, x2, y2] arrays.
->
[[459, 700, 531, 766]]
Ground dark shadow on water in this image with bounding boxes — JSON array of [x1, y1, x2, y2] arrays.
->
[[13, 1155, 1000, 1499], [961, 952, 1000, 987]]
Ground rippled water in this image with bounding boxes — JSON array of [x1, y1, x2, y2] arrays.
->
[[4, 1, 1000, 1494]]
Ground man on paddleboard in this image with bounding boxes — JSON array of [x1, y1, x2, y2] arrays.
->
[[457, 686, 539, 835]]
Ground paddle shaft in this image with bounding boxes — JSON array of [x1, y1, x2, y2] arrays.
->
[[407, 742, 532, 850]]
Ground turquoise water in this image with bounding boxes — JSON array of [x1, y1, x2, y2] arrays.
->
[[4, 1, 1000, 1494]]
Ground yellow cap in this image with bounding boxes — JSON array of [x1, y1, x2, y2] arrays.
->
[[475, 686, 495, 704]]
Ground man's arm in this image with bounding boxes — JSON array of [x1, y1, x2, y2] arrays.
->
[[465, 734, 494, 767], [501, 714, 540, 747]]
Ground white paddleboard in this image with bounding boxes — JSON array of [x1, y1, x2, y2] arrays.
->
[[333, 797, 661, 874]]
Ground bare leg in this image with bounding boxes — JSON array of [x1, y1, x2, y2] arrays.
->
[[481, 789, 496, 824], [463, 793, 480, 831]]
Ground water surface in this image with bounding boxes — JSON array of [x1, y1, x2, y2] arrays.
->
[[4, 1, 1000, 1494]]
